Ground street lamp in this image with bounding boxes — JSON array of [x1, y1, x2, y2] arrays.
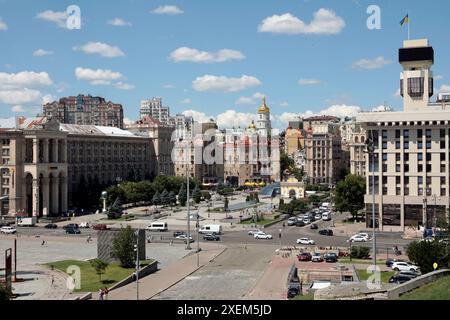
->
[[134, 230, 140, 300], [101, 191, 107, 213], [180, 137, 193, 250], [365, 136, 377, 268]]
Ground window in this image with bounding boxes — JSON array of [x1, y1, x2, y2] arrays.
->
[[418, 129, 423, 138], [426, 141, 432, 149], [418, 164, 423, 172], [418, 188, 423, 196], [418, 153, 423, 161], [441, 153, 446, 162], [404, 164, 409, 172], [396, 176, 401, 184], [382, 142, 387, 150], [426, 129, 432, 138], [427, 164, 432, 173], [418, 176, 423, 185], [441, 164, 446, 173], [396, 164, 401, 172], [404, 153, 409, 162], [441, 188, 446, 197], [426, 153, 432, 161], [418, 141, 423, 149], [408, 77, 424, 97], [441, 177, 446, 185], [440, 129, 446, 139], [383, 154, 388, 161], [405, 176, 409, 185], [396, 153, 401, 162], [396, 130, 401, 139], [404, 130, 410, 138], [404, 142, 409, 149], [441, 141, 446, 149], [382, 130, 388, 139], [396, 187, 401, 196]]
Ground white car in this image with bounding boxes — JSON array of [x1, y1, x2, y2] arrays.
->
[[296, 238, 315, 245], [303, 218, 311, 224], [254, 232, 273, 240], [348, 234, 368, 242], [391, 262, 420, 272], [314, 214, 322, 220], [0, 226, 17, 234], [248, 229, 263, 236]]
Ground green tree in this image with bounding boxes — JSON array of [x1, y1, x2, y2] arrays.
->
[[202, 191, 211, 201], [351, 246, 371, 259], [168, 191, 177, 206], [193, 185, 202, 204], [90, 258, 109, 282], [112, 226, 136, 268], [152, 191, 161, 207], [308, 194, 321, 206], [406, 240, 450, 274], [334, 174, 366, 220], [160, 189, 169, 206], [178, 183, 187, 206]]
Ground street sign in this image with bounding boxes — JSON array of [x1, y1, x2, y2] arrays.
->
[[433, 262, 438, 271]]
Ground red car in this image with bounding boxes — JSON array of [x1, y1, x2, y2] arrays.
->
[[93, 224, 109, 231], [297, 252, 312, 262]]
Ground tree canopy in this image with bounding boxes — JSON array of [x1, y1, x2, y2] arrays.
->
[[334, 174, 366, 220]]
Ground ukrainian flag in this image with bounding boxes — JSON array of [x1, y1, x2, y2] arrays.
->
[[400, 14, 409, 26]]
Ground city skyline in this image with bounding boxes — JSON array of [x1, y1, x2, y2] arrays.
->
[[1, 0, 450, 129]]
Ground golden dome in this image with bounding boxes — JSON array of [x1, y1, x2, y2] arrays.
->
[[248, 120, 256, 129], [258, 97, 270, 113]]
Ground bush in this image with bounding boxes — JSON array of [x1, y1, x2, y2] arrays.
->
[[406, 240, 450, 273], [112, 226, 136, 268], [0, 284, 11, 301], [351, 246, 371, 259]]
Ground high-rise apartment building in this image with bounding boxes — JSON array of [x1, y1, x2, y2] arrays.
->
[[140, 98, 171, 125]]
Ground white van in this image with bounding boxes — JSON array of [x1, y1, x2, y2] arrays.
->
[[320, 202, 331, 210], [322, 212, 331, 221], [146, 222, 168, 232], [199, 224, 222, 235]]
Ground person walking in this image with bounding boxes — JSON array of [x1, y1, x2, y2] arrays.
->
[[104, 287, 109, 300], [51, 275, 54, 287], [99, 288, 104, 300]]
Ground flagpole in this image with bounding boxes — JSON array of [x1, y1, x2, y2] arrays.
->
[[408, 15, 410, 40]]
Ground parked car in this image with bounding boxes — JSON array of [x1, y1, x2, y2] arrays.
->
[[79, 222, 90, 228], [63, 223, 79, 230], [348, 234, 368, 242], [287, 217, 298, 226], [311, 252, 324, 262], [314, 214, 322, 220], [248, 229, 263, 235], [44, 223, 58, 229], [65, 227, 81, 234], [173, 231, 186, 238], [324, 253, 338, 263], [389, 274, 413, 284], [297, 252, 312, 262], [296, 238, 315, 245], [287, 286, 300, 298], [203, 233, 221, 241], [0, 226, 17, 234], [398, 270, 420, 278], [386, 259, 406, 267], [254, 232, 273, 240], [303, 218, 311, 224], [319, 229, 333, 236], [310, 223, 319, 230], [295, 220, 306, 227], [392, 262, 420, 273], [92, 224, 109, 231]]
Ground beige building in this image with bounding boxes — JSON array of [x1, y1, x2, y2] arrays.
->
[[281, 176, 305, 199], [348, 123, 367, 177], [304, 117, 347, 185], [125, 115, 175, 176], [356, 39, 450, 231], [0, 117, 156, 217]]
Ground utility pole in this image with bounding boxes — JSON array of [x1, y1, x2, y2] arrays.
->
[[134, 230, 140, 300], [365, 135, 377, 269], [197, 213, 200, 267], [186, 139, 192, 250]]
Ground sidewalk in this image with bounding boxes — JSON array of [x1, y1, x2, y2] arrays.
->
[[108, 242, 226, 300], [245, 256, 292, 300]]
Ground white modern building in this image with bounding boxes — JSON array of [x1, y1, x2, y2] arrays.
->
[[357, 39, 450, 231]]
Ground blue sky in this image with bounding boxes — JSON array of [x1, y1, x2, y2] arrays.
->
[[1, 0, 449, 128]]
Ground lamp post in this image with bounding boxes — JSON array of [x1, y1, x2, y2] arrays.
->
[[182, 138, 193, 250], [101, 191, 107, 213], [134, 230, 140, 300], [365, 136, 377, 268], [197, 211, 200, 267]]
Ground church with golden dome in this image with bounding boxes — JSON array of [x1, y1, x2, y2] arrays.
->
[[247, 97, 272, 136]]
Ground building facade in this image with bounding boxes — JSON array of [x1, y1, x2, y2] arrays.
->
[[356, 39, 450, 231], [43, 95, 124, 129], [0, 117, 156, 217], [140, 97, 171, 125], [348, 123, 367, 177]]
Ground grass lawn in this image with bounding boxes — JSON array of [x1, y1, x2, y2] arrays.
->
[[398, 276, 450, 300], [356, 269, 395, 283], [339, 258, 386, 264], [290, 292, 315, 300], [45, 259, 154, 293]]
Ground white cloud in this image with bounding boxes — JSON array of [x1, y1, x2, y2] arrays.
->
[[192, 75, 261, 92], [180, 98, 192, 104], [0, 89, 42, 105], [372, 105, 392, 112], [298, 79, 322, 86], [33, 49, 53, 57], [75, 67, 123, 85], [182, 110, 212, 123], [35, 10, 68, 28], [216, 110, 255, 128], [108, 18, 132, 27], [115, 82, 135, 90], [0, 17, 8, 31], [440, 85, 450, 93], [319, 105, 362, 118], [280, 101, 289, 107], [0, 71, 53, 89], [42, 94, 55, 104], [124, 117, 134, 125], [170, 47, 245, 63], [435, 75, 444, 81], [163, 84, 175, 89], [235, 92, 266, 105], [394, 89, 401, 98], [352, 56, 391, 69], [258, 8, 345, 35], [73, 42, 125, 58], [11, 105, 25, 113], [151, 5, 183, 15]]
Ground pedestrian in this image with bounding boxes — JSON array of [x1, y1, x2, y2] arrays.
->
[[104, 287, 109, 300], [51, 275, 54, 287], [99, 288, 104, 300], [41, 240, 45, 246]]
